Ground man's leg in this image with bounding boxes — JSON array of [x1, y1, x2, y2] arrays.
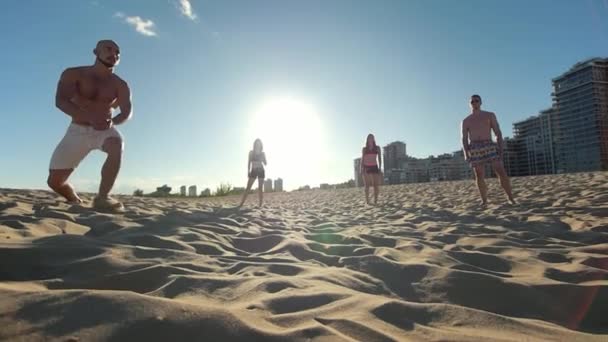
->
[[98, 137, 123, 198], [492, 160, 516, 204], [47, 169, 81, 203], [473, 165, 488, 205]]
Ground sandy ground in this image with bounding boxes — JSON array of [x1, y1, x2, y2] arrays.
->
[[1, 172, 607, 341]]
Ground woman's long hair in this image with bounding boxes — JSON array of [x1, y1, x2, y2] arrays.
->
[[253, 138, 264, 154], [364, 134, 377, 153]]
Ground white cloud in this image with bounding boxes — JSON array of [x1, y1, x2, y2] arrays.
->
[[114, 12, 157, 37], [175, 0, 197, 20]]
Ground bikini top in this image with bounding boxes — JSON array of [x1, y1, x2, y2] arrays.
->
[[362, 147, 378, 166], [251, 151, 265, 169]]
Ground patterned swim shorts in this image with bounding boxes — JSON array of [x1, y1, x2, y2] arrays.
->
[[468, 140, 501, 167]]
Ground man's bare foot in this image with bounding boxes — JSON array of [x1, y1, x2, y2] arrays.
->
[[508, 197, 517, 205], [93, 196, 124, 212]]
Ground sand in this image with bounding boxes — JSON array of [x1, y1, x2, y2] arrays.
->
[[1, 172, 607, 341]]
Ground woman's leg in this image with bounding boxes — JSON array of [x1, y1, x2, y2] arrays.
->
[[258, 177, 264, 207], [363, 172, 372, 204], [239, 177, 256, 207], [373, 172, 380, 205]]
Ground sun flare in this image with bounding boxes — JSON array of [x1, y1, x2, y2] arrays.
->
[[246, 96, 326, 189]]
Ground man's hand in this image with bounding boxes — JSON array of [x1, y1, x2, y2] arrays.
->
[[463, 151, 470, 161], [91, 118, 113, 131]]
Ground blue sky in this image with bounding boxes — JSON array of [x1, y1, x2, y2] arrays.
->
[[1, 0, 607, 193]]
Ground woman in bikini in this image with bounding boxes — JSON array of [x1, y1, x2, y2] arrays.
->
[[239, 138, 267, 207], [360, 133, 382, 205]]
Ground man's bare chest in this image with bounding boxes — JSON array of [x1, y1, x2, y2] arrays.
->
[[77, 75, 117, 103]]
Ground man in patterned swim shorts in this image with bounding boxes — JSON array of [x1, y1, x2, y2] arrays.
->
[[461, 94, 516, 206]]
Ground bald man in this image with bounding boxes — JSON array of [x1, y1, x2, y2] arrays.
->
[[48, 40, 132, 211]]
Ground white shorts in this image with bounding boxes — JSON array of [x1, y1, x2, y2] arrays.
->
[[49, 123, 123, 170]]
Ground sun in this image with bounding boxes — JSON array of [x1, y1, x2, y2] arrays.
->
[[246, 96, 326, 189]]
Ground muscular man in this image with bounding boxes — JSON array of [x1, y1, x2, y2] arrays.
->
[[461, 94, 515, 206], [48, 39, 132, 210]]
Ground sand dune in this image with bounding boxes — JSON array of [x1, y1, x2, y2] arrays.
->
[[1, 172, 607, 341]]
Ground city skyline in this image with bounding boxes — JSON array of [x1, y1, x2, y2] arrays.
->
[[358, 57, 608, 187], [1, 1, 607, 193]]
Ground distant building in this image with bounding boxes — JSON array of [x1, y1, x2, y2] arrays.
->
[[428, 152, 471, 181], [353, 158, 363, 187], [274, 178, 283, 192], [401, 157, 430, 183], [383, 141, 407, 171], [200, 188, 211, 197], [320, 183, 331, 190], [552, 57, 608, 172], [264, 179, 273, 192], [509, 108, 556, 176], [188, 185, 197, 197], [180, 185, 186, 196], [451, 150, 473, 180]]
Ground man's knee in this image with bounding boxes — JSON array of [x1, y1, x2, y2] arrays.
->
[[47, 172, 67, 190], [103, 137, 123, 156], [492, 161, 507, 176], [473, 167, 485, 180]]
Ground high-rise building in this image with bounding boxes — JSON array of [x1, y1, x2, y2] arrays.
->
[[353, 158, 363, 187], [400, 157, 430, 184], [180, 185, 186, 196], [428, 152, 472, 181], [510, 108, 556, 176], [188, 185, 197, 197], [383, 141, 407, 171], [264, 179, 273, 192], [552, 58, 608, 172], [274, 178, 283, 192], [451, 150, 473, 180]]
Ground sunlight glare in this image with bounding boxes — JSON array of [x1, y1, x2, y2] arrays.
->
[[246, 96, 326, 189]]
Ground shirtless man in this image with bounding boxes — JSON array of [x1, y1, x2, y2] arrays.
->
[[48, 39, 132, 210], [461, 94, 515, 205]]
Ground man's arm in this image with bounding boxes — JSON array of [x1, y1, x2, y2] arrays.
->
[[377, 146, 382, 171], [490, 112, 504, 154], [55, 68, 88, 121], [461, 121, 470, 159], [262, 152, 267, 166], [111, 80, 133, 125]]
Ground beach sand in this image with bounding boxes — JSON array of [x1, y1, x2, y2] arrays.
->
[[1, 172, 607, 341]]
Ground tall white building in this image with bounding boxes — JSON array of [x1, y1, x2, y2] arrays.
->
[[264, 179, 273, 192], [180, 185, 186, 196], [188, 185, 197, 197], [383, 141, 407, 171], [274, 178, 283, 192]]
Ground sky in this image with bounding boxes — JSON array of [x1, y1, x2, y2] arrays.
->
[[1, 0, 607, 193]]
